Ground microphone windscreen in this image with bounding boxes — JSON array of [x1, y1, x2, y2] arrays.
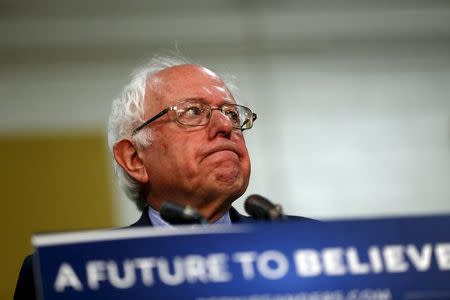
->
[[244, 194, 283, 220], [160, 202, 207, 225], [160, 202, 185, 224]]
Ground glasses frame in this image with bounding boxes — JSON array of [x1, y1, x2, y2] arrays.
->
[[131, 101, 257, 136]]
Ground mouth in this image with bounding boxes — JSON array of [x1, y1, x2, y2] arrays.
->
[[201, 143, 241, 162]]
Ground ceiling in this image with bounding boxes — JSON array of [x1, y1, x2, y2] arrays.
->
[[1, 0, 450, 64]]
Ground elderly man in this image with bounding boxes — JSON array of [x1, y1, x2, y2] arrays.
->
[[15, 56, 310, 299], [14, 56, 257, 299]]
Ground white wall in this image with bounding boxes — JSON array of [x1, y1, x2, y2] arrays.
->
[[223, 54, 450, 219]]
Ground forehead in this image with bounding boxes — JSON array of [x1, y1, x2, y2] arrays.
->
[[145, 64, 235, 111]]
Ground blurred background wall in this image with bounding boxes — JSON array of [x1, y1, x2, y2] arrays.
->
[[1, 0, 449, 298]]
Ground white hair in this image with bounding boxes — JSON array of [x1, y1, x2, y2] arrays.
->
[[107, 55, 191, 210], [107, 55, 238, 211]]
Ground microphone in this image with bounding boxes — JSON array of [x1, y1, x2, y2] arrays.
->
[[160, 202, 208, 225], [244, 194, 286, 221]]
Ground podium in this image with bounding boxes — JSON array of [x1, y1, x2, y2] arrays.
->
[[33, 216, 450, 300]]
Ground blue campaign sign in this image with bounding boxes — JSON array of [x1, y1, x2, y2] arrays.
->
[[33, 215, 450, 300]]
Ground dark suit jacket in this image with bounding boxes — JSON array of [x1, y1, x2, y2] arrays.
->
[[14, 207, 311, 300]]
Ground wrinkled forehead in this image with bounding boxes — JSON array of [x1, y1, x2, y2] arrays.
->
[[144, 64, 235, 113]]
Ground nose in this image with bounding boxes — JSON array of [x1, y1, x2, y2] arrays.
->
[[207, 108, 233, 139]]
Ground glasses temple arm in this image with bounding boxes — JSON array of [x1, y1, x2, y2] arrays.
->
[[131, 108, 171, 136]]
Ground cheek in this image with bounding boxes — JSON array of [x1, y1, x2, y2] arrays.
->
[[241, 152, 251, 178], [154, 129, 188, 159], [237, 138, 251, 169], [168, 137, 200, 174]]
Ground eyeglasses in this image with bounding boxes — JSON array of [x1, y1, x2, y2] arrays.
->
[[131, 99, 257, 136]]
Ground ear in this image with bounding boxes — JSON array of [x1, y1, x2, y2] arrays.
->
[[113, 139, 149, 184]]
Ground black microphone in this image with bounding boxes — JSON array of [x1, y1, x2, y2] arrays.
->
[[244, 194, 286, 221], [160, 202, 208, 225]]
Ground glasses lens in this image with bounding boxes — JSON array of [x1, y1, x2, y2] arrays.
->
[[223, 104, 254, 130], [177, 101, 210, 126], [175, 101, 255, 130]]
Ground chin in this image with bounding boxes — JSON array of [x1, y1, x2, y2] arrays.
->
[[206, 162, 250, 198], [212, 165, 244, 184], [215, 174, 248, 198]]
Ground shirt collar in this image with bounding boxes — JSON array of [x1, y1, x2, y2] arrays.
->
[[148, 205, 231, 227]]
